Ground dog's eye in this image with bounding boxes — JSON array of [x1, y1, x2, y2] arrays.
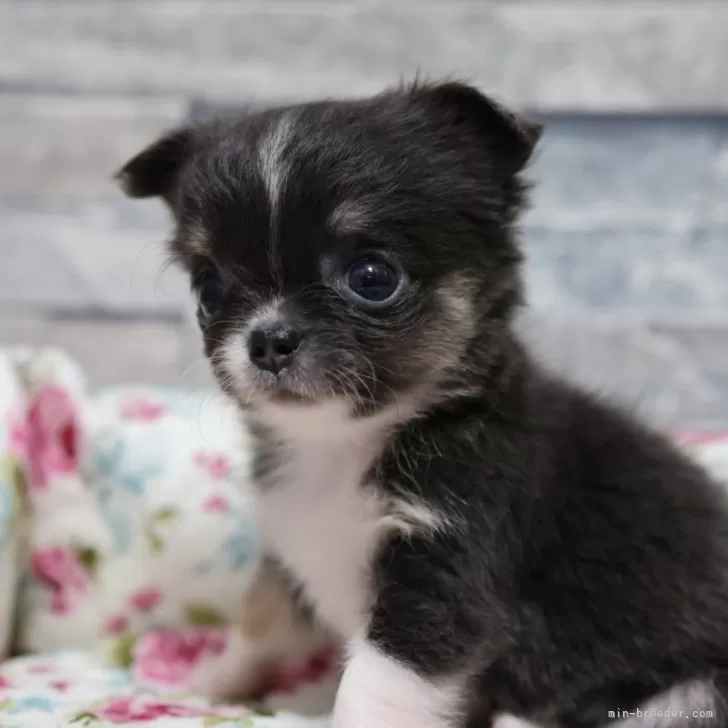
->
[[196, 271, 224, 322], [345, 255, 400, 303]]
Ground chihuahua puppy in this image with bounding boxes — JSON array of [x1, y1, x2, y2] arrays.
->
[[118, 81, 728, 727]]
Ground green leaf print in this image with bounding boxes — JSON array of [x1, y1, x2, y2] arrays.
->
[[74, 545, 101, 575], [245, 700, 276, 716], [69, 712, 101, 726], [3, 454, 29, 519], [185, 603, 226, 627], [203, 718, 253, 727], [144, 522, 164, 553], [106, 633, 138, 668], [155, 506, 178, 523]]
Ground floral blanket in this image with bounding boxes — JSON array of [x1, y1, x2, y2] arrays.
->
[[0, 348, 257, 655], [0, 651, 330, 727]]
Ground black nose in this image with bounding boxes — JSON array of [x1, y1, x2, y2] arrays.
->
[[248, 325, 302, 374]]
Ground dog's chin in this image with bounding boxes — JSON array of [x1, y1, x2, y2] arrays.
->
[[266, 387, 316, 406], [228, 366, 322, 409]]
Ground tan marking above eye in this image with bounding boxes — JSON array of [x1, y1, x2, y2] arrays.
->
[[328, 199, 371, 237], [179, 223, 211, 256]]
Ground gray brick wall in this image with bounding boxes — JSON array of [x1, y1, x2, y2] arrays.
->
[[1, 1, 726, 429]]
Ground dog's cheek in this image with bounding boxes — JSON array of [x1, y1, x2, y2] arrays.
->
[[202, 315, 234, 360], [380, 284, 476, 387]]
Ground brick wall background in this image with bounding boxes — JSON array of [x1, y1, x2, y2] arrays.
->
[[1, 1, 726, 429]]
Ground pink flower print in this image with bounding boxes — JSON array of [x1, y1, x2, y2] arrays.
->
[[93, 696, 211, 723], [194, 451, 230, 479], [31, 547, 89, 615], [306, 641, 341, 681], [0, 676, 12, 690], [50, 591, 70, 615], [678, 431, 728, 446], [50, 680, 70, 692], [129, 586, 162, 613], [203, 493, 229, 513], [25, 386, 80, 490], [8, 418, 28, 457], [131, 629, 227, 687], [104, 614, 130, 635], [120, 397, 165, 422]]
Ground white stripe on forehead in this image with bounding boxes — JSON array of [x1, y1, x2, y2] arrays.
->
[[258, 112, 296, 214], [258, 111, 297, 281]]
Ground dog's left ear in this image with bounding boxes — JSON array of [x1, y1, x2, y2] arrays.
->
[[411, 81, 542, 175], [115, 127, 194, 202]]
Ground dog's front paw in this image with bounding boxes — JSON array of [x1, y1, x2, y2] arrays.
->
[[186, 629, 264, 702], [491, 716, 544, 728]]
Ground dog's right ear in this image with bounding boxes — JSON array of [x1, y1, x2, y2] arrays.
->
[[115, 128, 193, 202]]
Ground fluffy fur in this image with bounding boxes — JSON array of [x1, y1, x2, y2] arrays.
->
[[119, 81, 728, 727]]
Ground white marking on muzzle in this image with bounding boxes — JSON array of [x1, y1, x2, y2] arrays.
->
[[220, 298, 285, 387]]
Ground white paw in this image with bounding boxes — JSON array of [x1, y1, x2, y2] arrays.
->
[[492, 715, 544, 728]]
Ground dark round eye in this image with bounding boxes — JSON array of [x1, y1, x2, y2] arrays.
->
[[197, 271, 224, 321], [345, 256, 400, 303]]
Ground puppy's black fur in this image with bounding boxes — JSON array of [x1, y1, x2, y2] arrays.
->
[[119, 82, 728, 726]]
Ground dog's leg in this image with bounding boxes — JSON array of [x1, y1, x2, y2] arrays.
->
[[491, 718, 545, 728], [493, 676, 727, 728], [332, 638, 466, 728], [605, 675, 724, 727], [189, 553, 332, 702]]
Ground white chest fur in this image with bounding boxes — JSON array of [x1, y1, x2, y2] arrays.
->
[[251, 401, 396, 638]]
